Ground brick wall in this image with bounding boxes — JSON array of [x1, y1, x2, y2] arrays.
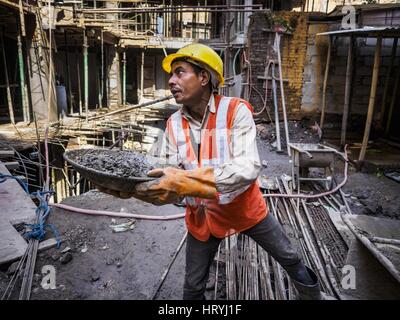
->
[[246, 11, 309, 115], [247, 10, 400, 122]]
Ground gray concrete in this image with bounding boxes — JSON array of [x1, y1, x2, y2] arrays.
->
[[2, 190, 187, 300], [0, 162, 36, 264], [343, 239, 400, 300]]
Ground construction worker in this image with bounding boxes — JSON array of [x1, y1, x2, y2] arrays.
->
[[98, 43, 322, 300]]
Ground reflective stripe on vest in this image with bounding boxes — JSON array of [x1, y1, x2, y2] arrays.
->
[[168, 95, 250, 204]]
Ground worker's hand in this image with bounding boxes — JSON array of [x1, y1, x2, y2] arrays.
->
[[135, 167, 217, 202], [94, 184, 162, 204]]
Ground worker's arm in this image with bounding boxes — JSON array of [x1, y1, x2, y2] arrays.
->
[[214, 103, 261, 194], [95, 125, 184, 204], [135, 119, 217, 203], [134, 104, 260, 203]]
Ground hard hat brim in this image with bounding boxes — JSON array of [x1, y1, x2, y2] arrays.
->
[[162, 53, 224, 87], [162, 53, 189, 74]]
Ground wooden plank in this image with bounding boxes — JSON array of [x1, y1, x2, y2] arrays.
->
[[38, 238, 59, 252], [4, 161, 19, 171], [0, 150, 14, 158]]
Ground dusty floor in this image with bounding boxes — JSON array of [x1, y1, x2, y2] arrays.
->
[[0, 193, 186, 300], [1, 120, 400, 300]]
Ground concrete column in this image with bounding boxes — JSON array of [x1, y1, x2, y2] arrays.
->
[[28, 21, 57, 122]]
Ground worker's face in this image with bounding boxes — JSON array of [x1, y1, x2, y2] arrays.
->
[[168, 61, 210, 105]]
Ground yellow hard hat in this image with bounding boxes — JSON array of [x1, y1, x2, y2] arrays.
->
[[162, 43, 224, 87]]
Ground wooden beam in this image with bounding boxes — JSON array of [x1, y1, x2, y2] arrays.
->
[[320, 35, 331, 131], [341, 36, 354, 147], [359, 37, 382, 162], [0, 0, 20, 11], [379, 38, 398, 129], [0, 150, 15, 158], [4, 161, 19, 171], [18, 0, 25, 37]]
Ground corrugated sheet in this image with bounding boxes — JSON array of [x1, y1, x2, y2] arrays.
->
[[317, 26, 400, 37]]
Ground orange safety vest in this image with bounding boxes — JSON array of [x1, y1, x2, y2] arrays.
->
[[166, 94, 267, 241]]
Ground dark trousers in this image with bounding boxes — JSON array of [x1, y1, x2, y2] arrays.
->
[[183, 213, 310, 300]]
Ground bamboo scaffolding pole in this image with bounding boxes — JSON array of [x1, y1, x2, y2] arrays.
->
[[17, 30, 29, 122], [279, 178, 333, 295], [385, 65, 400, 137], [0, 27, 15, 124], [341, 213, 400, 283], [122, 50, 126, 106], [64, 31, 73, 114], [301, 200, 341, 298], [83, 30, 89, 122], [276, 33, 290, 155], [100, 29, 104, 109], [75, 45, 83, 115], [341, 36, 354, 147], [379, 38, 397, 128], [359, 37, 382, 162], [320, 35, 331, 131]]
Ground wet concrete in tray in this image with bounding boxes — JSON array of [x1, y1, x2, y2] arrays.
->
[[66, 149, 159, 178]]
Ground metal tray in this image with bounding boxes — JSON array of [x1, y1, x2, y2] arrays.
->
[[63, 149, 157, 193]]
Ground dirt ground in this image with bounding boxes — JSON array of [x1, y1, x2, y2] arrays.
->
[[0, 192, 186, 300], [1, 120, 400, 300]]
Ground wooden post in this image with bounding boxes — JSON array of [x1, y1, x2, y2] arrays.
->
[[18, 0, 25, 37], [359, 37, 382, 162], [204, 0, 207, 39], [385, 65, 400, 137], [379, 38, 398, 128], [140, 49, 144, 101], [122, 50, 126, 106], [83, 30, 88, 122], [180, 0, 183, 37], [0, 28, 15, 124], [75, 44, 82, 115], [320, 35, 331, 131], [341, 36, 354, 147], [64, 30, 73, 114], [276, 33, 291, 156], [17, 32, 29, 122], [100, 29, 104, 109]]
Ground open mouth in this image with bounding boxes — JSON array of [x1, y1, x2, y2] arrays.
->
[[170, 88, 182, 97]]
